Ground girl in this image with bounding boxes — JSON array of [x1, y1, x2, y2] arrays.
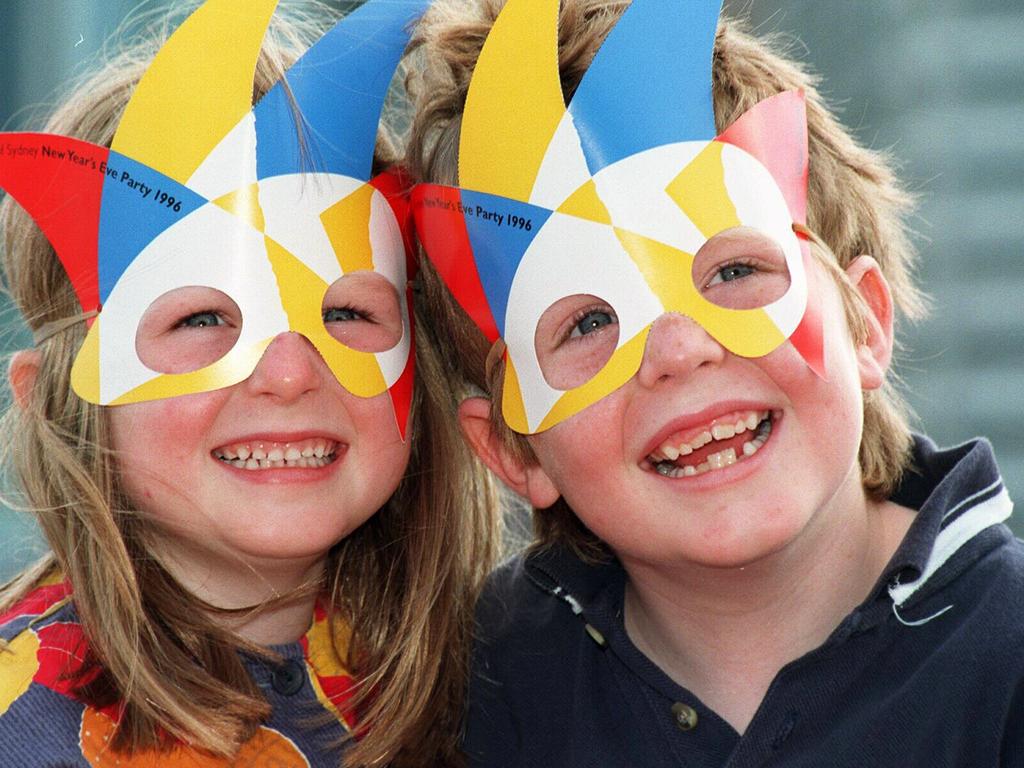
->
[[0, 1, 496, 766]]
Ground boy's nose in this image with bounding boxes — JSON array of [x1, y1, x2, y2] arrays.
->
[[635, 313, 725, 389], [244, 332, 325, 402]]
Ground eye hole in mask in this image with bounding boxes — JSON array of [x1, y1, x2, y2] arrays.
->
[[532, 226, 792, 392], [135, 286, 243, 375], [320, 270, 403, 354], [535, 293, 621, 391], [692, 226, 791, 311]]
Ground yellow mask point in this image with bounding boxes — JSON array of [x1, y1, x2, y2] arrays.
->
[[112, 0, 279, 183], [460, 0, 564, 201]]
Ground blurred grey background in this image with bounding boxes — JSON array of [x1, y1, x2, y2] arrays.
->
[[1, 0, 1022, 580]]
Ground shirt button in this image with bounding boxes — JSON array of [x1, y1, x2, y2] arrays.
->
[[671, 702, 698, 732], [271, 659, 306, 696]]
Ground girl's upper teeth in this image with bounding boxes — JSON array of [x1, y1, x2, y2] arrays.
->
[[213, 438, 337, 469]]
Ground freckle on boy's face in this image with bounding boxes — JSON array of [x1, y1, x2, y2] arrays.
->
[[526, 262, 870, 572]]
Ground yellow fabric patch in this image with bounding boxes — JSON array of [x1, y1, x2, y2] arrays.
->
[[213, 184, 266, 232], [460, 0, 564, 201], [111, 0, 279, 183], [321, 184, 375, 274], [0, 630, 40, 716], [665, 142, 741, 239], [304, 613, 354, 734], [556, 179, 612, 225]]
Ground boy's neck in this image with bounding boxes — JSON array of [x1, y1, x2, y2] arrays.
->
[[620, 483, 915, 735]]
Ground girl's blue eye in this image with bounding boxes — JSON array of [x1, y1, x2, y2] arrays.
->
[[710, 263, 756, 285], [323, 307, 363, 323], [570, 310, 616, 338], [179, 311, 223, 328]]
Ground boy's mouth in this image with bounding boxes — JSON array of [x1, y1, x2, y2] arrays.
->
[[212, 438, 339, 470], [644, 410, 774, 478]]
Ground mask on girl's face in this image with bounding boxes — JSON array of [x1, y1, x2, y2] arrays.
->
[[0, 0, 426, 438], [414, 0, 824, 435]]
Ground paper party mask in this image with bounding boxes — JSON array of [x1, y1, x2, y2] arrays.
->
[[0, 0, 426, 438], [413, 0, 824, 435]]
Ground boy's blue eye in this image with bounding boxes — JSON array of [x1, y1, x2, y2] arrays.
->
[[323, 307, 364, 323], [571, 310, 616, 338], [179, 311, 224, 328]]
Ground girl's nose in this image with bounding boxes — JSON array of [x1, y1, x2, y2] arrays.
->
[[635, 313, 725, 389], [244, 332, 325, 402]]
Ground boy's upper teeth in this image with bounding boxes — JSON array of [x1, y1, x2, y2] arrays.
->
[[649, 410, 770, 463]]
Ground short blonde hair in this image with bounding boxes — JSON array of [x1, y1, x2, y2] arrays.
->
[[0, 4, 498, 765], [406, 0, 923, 558]]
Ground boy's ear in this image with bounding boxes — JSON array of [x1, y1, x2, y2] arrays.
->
[[845, 255, 894, 391], [8, 349, 41, 411], [458, 397, 561, 509]]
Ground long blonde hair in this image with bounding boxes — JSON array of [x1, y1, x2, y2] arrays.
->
[[0, 4, 499, 765], [406, 0, 923, 559]]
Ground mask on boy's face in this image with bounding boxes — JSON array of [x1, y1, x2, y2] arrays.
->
[[414, 0, 826, 435], [0, 0, 426, 438]]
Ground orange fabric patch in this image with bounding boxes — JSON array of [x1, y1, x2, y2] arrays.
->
[[80, 708, 309, 767]]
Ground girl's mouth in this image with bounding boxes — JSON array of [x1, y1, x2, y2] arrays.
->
[[212, 438, 339, 470], [644, 410, 775, 478]]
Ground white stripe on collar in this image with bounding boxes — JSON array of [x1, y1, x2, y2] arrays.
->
[[888, 480, 1013, 607]]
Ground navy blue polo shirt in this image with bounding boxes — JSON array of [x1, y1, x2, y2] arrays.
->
[[465, 436, 1024, 767]]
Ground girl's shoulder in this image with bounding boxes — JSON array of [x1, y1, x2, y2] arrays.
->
[[0, 579, 94, 765]]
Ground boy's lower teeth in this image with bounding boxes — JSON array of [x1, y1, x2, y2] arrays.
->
[[654, 417, 772, 478]]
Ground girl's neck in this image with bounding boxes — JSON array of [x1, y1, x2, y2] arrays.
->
[[620, 484, 915, 734], [157, 545, 327, 645]]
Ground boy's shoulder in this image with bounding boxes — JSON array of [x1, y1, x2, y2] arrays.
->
[[0, 579, 94, 764], [467, 436, 1024, 767]]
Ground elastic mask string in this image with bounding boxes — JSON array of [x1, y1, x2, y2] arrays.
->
[[32, 310, 99, 346]]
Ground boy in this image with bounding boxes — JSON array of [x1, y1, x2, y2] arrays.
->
[[408, 0, 1024, 765]]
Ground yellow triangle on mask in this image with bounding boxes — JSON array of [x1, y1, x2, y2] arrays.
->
[[321, 184, 375, 274], [665, 142, 741, 239], [214, 183, 266, 232], [557, 179, 612, 225]]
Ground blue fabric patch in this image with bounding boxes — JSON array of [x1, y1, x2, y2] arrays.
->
[[461, 190, 552, 338], [97, 152, 207, 302], [568, 0, 721, 174]]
